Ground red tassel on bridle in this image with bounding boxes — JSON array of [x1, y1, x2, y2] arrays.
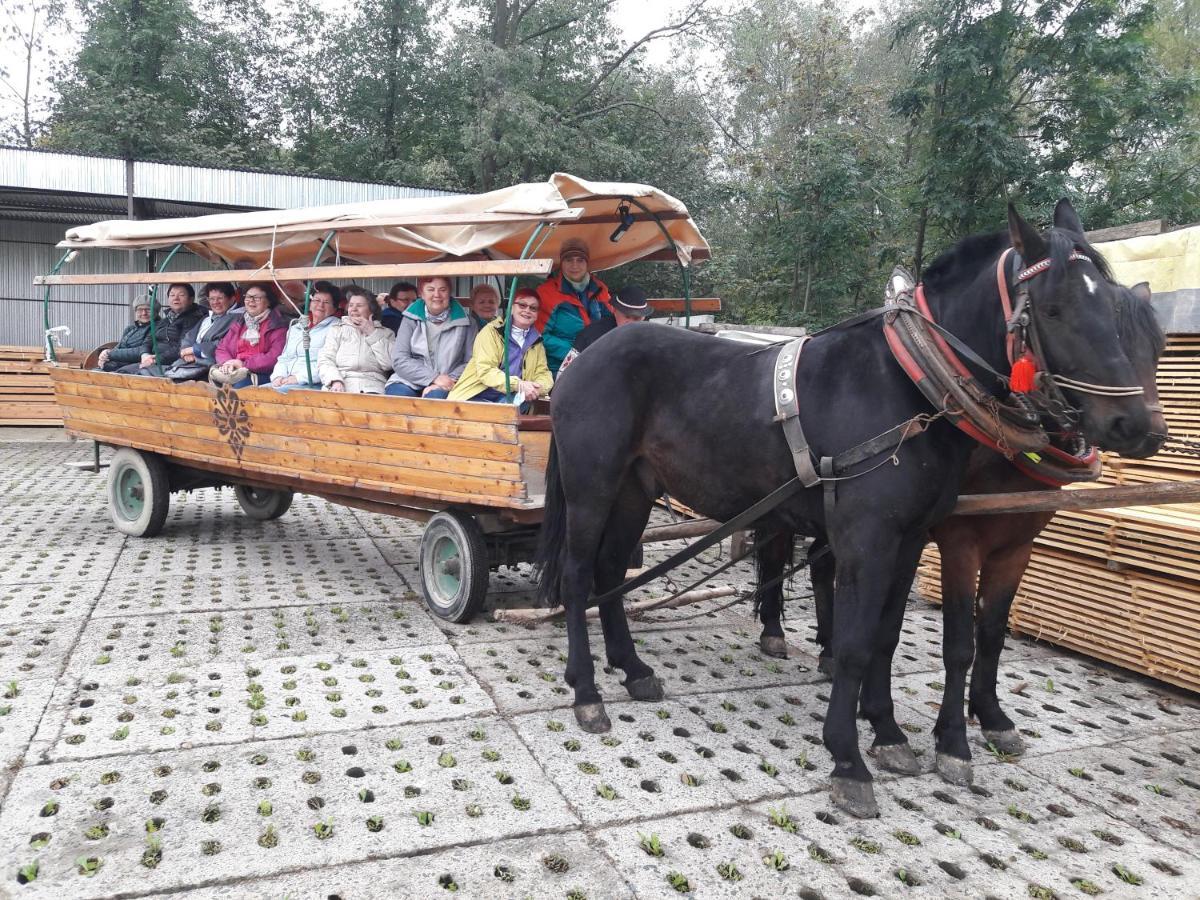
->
[[1010, 351, 1038, 394]]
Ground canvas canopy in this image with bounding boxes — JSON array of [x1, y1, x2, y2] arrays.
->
[[1097, 224, 1200, 333], [59, 173, 710, 273]]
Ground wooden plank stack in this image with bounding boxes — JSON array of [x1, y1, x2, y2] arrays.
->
[[0, 346, 84, 426], [916, 333, 1200, 694]]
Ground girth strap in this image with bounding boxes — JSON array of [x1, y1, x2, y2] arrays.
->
[[773, 337, 821, 487]]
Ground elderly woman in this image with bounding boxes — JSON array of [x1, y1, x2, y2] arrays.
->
[[164, 282, 242, 381], [97, 300, 152, 371], [449, 287, 552, 408], [536, 237, 613, 375], [384, 275, 476, 399], [318, 288, 394, 394], [380, 281, 418, 334], [468, 283, 501, 330], [270, 281, 342, 391], [212, 284, 288, 387]]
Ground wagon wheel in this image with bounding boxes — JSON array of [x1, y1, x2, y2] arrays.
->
[[107, 448, 170, 537], [419, 511, 489, 623], [234, 484, 294, 521]]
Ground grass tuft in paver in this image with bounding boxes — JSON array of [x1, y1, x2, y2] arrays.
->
[[313, 819, 335, 840], [16, 861, 38, 884], [666, 871, 692, 893], [1113, 864, 1143, 885], [763, 849, 789, 871], [767, 806, 797, 833], [258, 825, 279, 848], [542, 853, 570, 874], [716, 861, 742, 882], [416, 810, 435, 827], [638, 832, 664, 857], [1072, 879, 1101, 896], [76, 856, 102, 877], [141, 835, 163, 869]]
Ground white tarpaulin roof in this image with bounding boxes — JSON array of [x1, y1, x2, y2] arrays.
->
[[59, 173, 710, 272]]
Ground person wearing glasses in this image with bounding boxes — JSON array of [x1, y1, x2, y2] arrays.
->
[[163, 282, 242, 381], [270, 281, 342, 391], [449, 287, 552, 409], [212, 284, 288, 387]]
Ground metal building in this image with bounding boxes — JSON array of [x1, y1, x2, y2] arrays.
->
[[1, 146, 457, 351]]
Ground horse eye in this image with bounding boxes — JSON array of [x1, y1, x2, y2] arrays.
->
[[1044, 305, 1062, 319]]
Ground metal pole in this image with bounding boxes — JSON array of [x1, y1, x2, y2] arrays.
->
[[302, 230, 337, 388], [41, 249, 74, 362], [147, 243, 184, 368], [622, 196, 693, 324], [504, 223, 547, 400]]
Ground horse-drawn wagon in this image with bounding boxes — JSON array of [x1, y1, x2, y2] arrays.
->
[[38, 174, 714, 623]]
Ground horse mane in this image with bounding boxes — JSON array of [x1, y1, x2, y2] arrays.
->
[[1115, 282, 1167, 358], [922, 231, 1009, 293]]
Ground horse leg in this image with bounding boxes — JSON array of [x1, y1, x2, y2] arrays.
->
[[594, 477, 661, 701], [857, 534, 928, 778], [810, 536, 835, 677], [756, 528, 792, 659], [824, 526, 908, 819], [560, 509, 615, 733], [968, 542, 1035, 756], [931, 538, 983, 785]]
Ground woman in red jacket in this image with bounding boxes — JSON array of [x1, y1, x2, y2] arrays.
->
[[212, 285, 288, 387]]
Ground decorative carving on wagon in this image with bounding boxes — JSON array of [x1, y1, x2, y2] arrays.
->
[[211, 383, 251, 461]]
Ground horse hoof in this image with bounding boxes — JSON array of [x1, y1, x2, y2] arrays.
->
[[625, 675, 665, 702], [873, 742, 922, 776], [574, 702, 611, 733], [817, 655, 834, 680], [760, 635, 788, 659], [982, 728, 1026, 756], [830, 777, 879, 819], [936, 752, 974, 786]]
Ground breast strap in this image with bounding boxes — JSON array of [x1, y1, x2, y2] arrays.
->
[[772, 337, 822, 487]]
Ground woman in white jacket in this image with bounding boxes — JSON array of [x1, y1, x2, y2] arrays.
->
[[318, 289, 395, 394]]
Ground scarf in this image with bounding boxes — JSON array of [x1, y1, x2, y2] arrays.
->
[[242, 308, 270, 346], [426, 306, 451, 325]]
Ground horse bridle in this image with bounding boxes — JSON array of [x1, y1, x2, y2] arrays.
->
[[998, 247, 1145, 432]]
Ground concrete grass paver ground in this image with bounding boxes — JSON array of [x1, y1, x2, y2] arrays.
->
[[0, 439, 1198, 899]]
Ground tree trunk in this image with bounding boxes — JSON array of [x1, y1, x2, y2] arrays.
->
[[913, 203, 929, 277], [383, 0, 402, 160]]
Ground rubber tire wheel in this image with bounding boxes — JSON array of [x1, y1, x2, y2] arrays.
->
[[419, 511, 489, 623], [107, 447, 170, 537], [234, 484, 294, 521]]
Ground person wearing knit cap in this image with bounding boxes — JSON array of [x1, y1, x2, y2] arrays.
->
[[557, 283, 650, 373], [536, 237, 613, 375]]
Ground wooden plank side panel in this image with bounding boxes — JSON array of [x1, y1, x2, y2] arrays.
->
[[53, 383, 523, 465], [58, 403, 526, 500]]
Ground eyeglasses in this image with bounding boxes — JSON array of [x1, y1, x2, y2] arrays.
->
[[244, 293, 268, 301], [513, 301, 538, 311]]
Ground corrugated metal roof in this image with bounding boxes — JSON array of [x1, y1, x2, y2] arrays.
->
[[0, 146, 459, 211]]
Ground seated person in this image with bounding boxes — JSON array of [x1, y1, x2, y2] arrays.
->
[[270, 281, 341, 391], [384, 275, 476, 399], [468, 283, 501, 330], [449, 287, 552, 408], [318, 288, 395, 394], [212, 285, 288, 387], [97, 300, 152, 371], [116, 283, 207, 375], [537, 238, 613, 375], [164, 282, 241, 381], [380, 281, 418, 334], [558, 283, 650, 372]]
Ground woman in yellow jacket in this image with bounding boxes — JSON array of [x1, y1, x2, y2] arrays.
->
[[448, 287, 553, 408]]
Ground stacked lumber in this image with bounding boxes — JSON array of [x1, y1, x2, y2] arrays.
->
[[0, 346, 84, 426], [916, 334, 1200, 694]]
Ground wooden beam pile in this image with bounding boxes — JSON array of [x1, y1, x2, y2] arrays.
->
[[0, 346, 84, 427], [917, 333, 1200, 694]]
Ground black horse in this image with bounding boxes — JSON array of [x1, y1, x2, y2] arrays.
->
[[807, 278, 1167, 787], [536, 201, 1157, 817]]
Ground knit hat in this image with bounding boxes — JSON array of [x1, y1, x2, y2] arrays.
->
[[612, 283, 650, 319], [559, 237, 590, 262]]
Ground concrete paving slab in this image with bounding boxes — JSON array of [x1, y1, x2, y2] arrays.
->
[[40, 644, 494, 762], [0, 582, 104, 627], [108, 537, 393, 583], [64, 601, 447, 679], [0, 619, 86, 681], [460, 625, 821, 715], [0, 547, 119, 588], [167, 831, 629, 899], [0, 720, 577, 897], [0, 679, 55, 798]]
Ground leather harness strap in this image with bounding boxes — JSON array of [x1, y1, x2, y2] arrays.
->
[[772, 337, 822, 488]]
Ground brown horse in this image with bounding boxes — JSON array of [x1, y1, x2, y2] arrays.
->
[[811, 280, 1167, 785]]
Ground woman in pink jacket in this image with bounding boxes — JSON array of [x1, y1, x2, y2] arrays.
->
[[213, 284, 288, 387]]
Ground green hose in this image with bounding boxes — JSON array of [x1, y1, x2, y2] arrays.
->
[[302, 231, 337, 387], [148, 244, 184, 368], [41, 250, 74, 362]]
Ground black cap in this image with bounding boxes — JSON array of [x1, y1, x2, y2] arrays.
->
[[612, 283, 650, 318]]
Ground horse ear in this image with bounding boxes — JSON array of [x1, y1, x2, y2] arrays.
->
[[1130, 281, 1152, 303], [1008, 204, 1047, 261], [1053, 198, 1085, 234]]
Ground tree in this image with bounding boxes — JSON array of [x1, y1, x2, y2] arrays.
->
[[0, 0, 64, 147]]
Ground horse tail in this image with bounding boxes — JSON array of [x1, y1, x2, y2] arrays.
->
[[534, 437, 566, 608]]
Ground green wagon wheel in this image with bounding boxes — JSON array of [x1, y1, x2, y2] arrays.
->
[[419, 511, 489, 623], [234, 484, 294, 521], [106, 448, 170, 537]]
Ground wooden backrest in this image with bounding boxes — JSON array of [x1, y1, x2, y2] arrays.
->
[[82, 342, 118, 371]]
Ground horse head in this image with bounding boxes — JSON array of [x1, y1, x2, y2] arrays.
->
[[1007, 199, 1157, 458]]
